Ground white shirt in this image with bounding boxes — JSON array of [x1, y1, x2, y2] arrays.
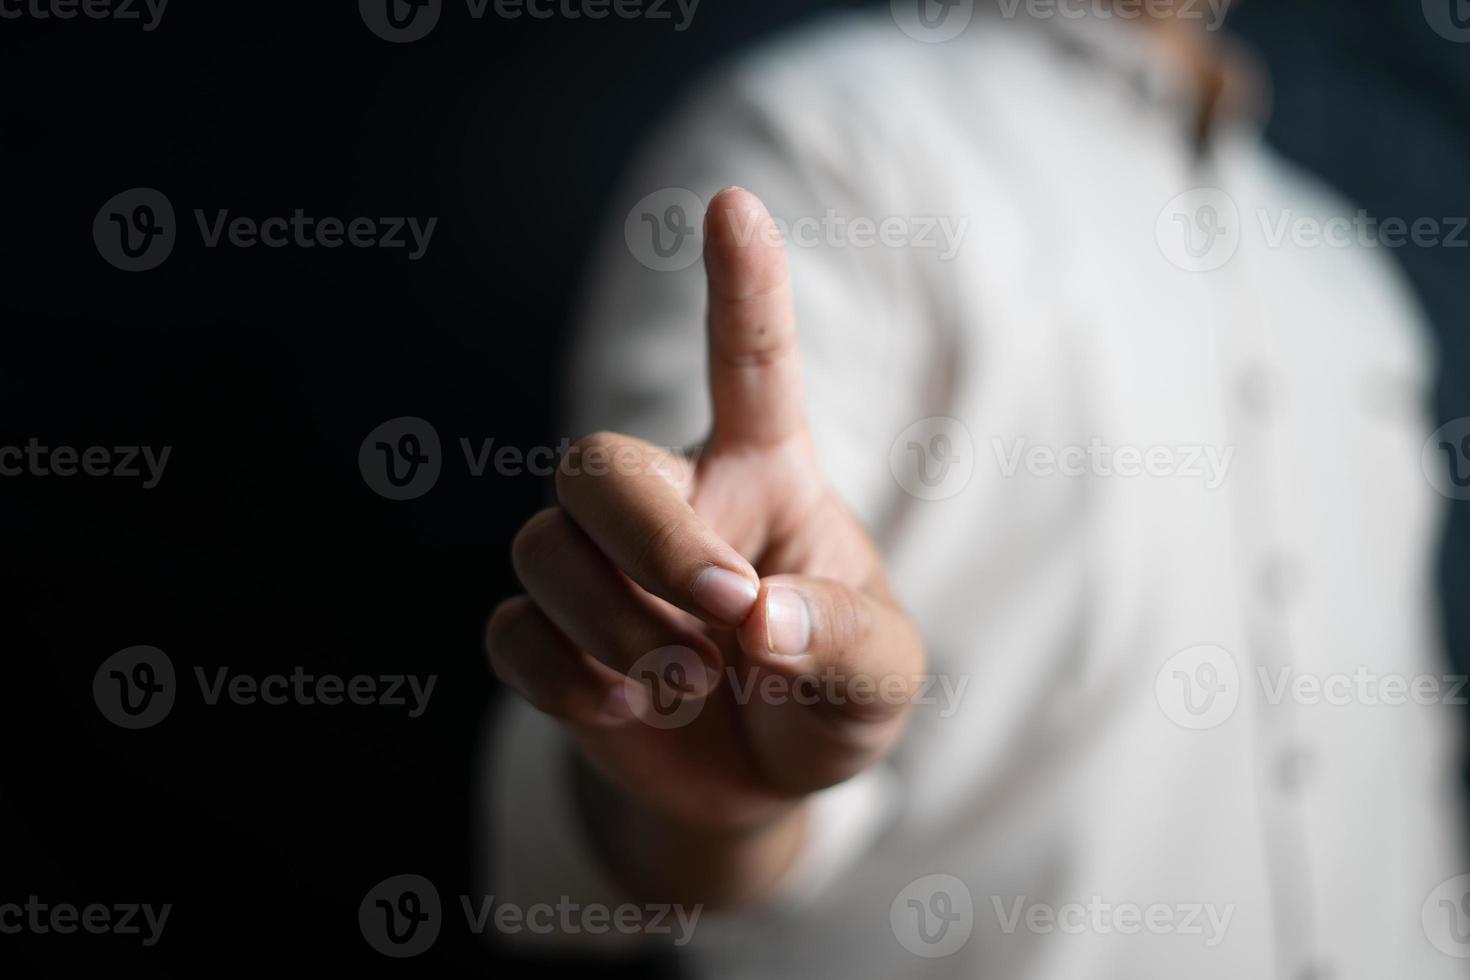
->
[[484, 9, 1469, 978]]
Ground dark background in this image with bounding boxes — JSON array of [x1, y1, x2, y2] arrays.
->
[[0, 0, 1465, 974]]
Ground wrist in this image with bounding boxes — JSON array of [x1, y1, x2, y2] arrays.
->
[[571, 751, 809, 911]]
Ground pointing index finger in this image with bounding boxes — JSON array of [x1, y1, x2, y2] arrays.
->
[[703, 187, 807, 449]]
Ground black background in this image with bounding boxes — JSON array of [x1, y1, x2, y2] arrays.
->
[[1, 0, 1466, 974]]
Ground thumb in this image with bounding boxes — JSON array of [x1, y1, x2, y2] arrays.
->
[[736, 574, 926, 722], [703, 187, 808, 449]]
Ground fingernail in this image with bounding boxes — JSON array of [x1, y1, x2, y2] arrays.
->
[[692, 566, 758, 624], [764, 586, 811, 658]]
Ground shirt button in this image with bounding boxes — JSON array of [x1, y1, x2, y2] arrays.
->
[[1296, 960, 1335, 980], [1259, 553, 1303, 609], [1237, 363, 1283, 418], [1277, 742, 1317, 794]]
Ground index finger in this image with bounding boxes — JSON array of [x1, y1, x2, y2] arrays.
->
[[703, 187, 807, 449]]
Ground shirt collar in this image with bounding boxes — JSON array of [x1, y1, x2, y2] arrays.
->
[[1015, 6, 1270, 145]]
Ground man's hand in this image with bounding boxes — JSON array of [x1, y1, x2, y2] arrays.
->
[[486, 187, 925, 908]]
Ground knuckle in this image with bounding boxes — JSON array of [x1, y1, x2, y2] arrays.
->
[[556, 430, 623, 494], [483, 600, 579, 720], [485, 596, 533, 669], [630, 513, 691, 590], [510, 507, 571, 581]]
